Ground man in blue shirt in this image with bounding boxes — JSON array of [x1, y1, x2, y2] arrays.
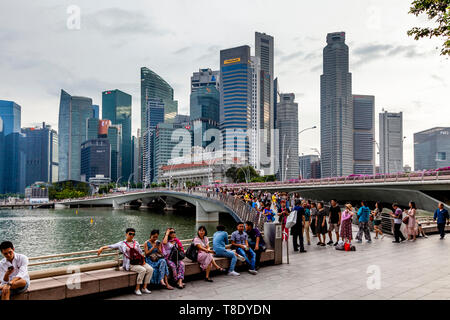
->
[[291, 200, 307, 253], [212, 225, 244, 276], [231, 223, 257, 275], [356, 200, 372, 243], [433, 203, 449, 239]]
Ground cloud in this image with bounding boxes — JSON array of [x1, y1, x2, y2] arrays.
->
[[280, 50, 304, 62], [352, 43, 424, 68], [196, 45, 221, 62], [173, 46, 191, 55], [83, 7, 170, 36]]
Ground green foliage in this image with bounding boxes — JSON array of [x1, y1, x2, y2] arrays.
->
[[225, 166, 239, 182], [236, 166, 259, 183], [48, 180, 89, 200], [407, 0, 450, 55]]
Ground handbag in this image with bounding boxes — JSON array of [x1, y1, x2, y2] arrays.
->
[[186, 240, 199, 262], [402, 216, 409, 224], [169, 243, 185, 262], [149, 252, 164, 262], [285, 210, 297, 228]]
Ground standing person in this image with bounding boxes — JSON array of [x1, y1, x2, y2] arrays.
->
[[162, 228, 186, 289], [194, 226, 226, 282], [144, 230, 173, 290], [327, 199, 342, 246], [315, 202, 328, 246], [433, 203, 449, 239], [245, 221, 266, 269], [302, 200, 312, 245], [0, 241, 30, 300], [340, 204, 354, 244], [405, 202, 418, 241], [212, 225, 245, 276], [97, 228, 153, 295], [231, 223, 258, 275], [371, 202, 385, 239], [277, 200, 290, 241], [390, 203, 406, 243], [355, 201, 372, 243], [310, 202, 318, 237], [291, 200, 307, 253]]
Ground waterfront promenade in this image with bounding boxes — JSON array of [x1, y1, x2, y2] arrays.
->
[[110, 227, 450, 300]]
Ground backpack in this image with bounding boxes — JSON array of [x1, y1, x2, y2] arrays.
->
[[285, 210, 297, 229], [335, 243, 345, 251], [123, 241, 145, 265], [169, 242, 185, 263], [185, 240, 198, 262]]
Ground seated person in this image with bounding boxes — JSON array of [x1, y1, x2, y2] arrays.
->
[[245, 221, 266, 270], [212, 225, 245, 277], [144, 230, 173, 290], [0, 241, 30, 300], [98, 228, 153, 296], [194, 226, 226, 282], [231, 223, 258, 275]]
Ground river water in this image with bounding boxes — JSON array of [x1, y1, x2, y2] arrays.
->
[[0, 207, 236, 267]]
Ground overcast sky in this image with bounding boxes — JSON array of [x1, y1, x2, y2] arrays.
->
[[1, 0, 449, 167]]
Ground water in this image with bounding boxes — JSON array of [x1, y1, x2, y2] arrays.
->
[[0, 207, 236, 268]]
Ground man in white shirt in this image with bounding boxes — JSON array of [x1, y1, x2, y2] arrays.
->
[[0, 241, 30, 300]]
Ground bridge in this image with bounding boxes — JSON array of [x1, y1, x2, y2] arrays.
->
[[232, 170, 450, 212], [55, 189, 264, 228]]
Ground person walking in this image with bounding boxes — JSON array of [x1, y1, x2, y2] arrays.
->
[[371, 202, 385, 239], [433, 203, 449, 239], [340, 204, 354, 244], [390, 203, 406, 243], [405, 201, 418, 241], [291, 200, 307, 253], [355, 201, 372, 243]]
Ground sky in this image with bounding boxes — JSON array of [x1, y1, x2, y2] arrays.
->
[[0, 0, 449, 167]]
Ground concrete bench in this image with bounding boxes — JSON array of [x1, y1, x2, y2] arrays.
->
[[13, 250, 275, 300]]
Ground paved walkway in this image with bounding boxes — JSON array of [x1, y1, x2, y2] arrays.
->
[[109, 228, 450, 300]]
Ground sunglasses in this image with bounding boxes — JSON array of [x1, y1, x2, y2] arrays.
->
[[128, 233, 135, 236]]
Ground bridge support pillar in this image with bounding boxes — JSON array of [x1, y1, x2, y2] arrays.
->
[[54, 203, 68, 209], [195, 200, 219, 223]]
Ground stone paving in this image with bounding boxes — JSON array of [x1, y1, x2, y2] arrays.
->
[[109, 227, 450, 300]]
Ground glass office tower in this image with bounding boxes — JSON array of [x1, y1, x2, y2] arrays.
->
[[414, 127, 450, 170], [102, 89, 132, 181], [58, 89, 93, 181], [0, 100, 21, 136], [353, 95, 375, 174]]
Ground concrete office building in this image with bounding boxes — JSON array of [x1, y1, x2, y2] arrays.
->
[[277, 93, 299, 180], [220, 45, 252, 162], [80, 139, 111, 182], [22, 122, 58, 186], [190, 68, 220, 149], [320, 32, 353, 177], [58, 89, 93, 181], [108, 124, 122, 183], [414, 127, 450, 171], [102, 89, 132, 182], [379, 111, 403, 173], [249, 56, 261, 170], [299, 154, 320, 179], [353, 95, 375, 175], [255, 32, 275, 175]]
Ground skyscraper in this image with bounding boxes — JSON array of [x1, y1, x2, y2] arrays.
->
[[414, 127, 450, 171], [58, 89, 93, 181], [220, 45, 252, 161], [353, 95, 375, 174], [277, 93, 299, 180], [108, 124, 122, 182], [299, 154, 320, 179], [250, 56, 261, 170], [379, 111, 403, 173], [255, 32, 275, 175], [81, 139, 111, 182], [22, 122, 59, 186], [92, 105, 99, 119], [190, 68, 220, 149], [102, 89, 132, 181], [320, 32, 353, 177], [0, 100, 21, 136]]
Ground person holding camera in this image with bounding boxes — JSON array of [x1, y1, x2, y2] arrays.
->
[[144, 230, 173, 290], [231, 222, 257, 275], [0, 241, 30, 300], [162, 228, 186, 289], [97, 228, 153, 296]]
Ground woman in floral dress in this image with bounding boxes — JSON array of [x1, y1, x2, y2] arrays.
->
[[406, 201, 418, 241], [162, 228, 186, 289], [193, 226, 225, 282], [144, 230, 173, 290], [340, 203, 354, 244]]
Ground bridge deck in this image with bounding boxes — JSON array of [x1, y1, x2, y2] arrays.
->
[[110, 226, 450, 300]]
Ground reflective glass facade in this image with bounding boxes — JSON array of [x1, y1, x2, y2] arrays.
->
[[353, 95, 375, 174], [0, 100, 21, 136]]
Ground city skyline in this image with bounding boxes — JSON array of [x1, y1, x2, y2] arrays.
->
[[1, 1, 449, 167]]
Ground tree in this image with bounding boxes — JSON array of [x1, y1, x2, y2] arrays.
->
[[407, 0, 450, 56], [225, 166, 239, 183], [236, 166, 259, 183]]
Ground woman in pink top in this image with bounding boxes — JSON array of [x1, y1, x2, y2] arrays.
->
[[193, 226, 226, 282], [340, 204, 354, 244], [406, 201, 418, 241]]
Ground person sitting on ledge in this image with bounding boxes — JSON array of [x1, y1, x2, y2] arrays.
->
[[212, 225, 245, 277], [97, 228, 153, 296], [144, 230, 173, 290], [245, 221, 266, 270], [231, 222, 258, 275], [194, 226, 226, 282], [0, 241, 30, 300]]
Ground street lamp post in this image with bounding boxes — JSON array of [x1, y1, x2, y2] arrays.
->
[[116, 176, 123, 191], [311, 148, 322, 178], [127, 173, 134, 191]]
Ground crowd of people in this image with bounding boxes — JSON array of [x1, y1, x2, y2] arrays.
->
[[1, 188, 449, 299]]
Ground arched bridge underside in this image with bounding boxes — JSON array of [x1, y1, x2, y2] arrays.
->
[[249, 181, 450, 212], [55, 191, 241, 223]]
